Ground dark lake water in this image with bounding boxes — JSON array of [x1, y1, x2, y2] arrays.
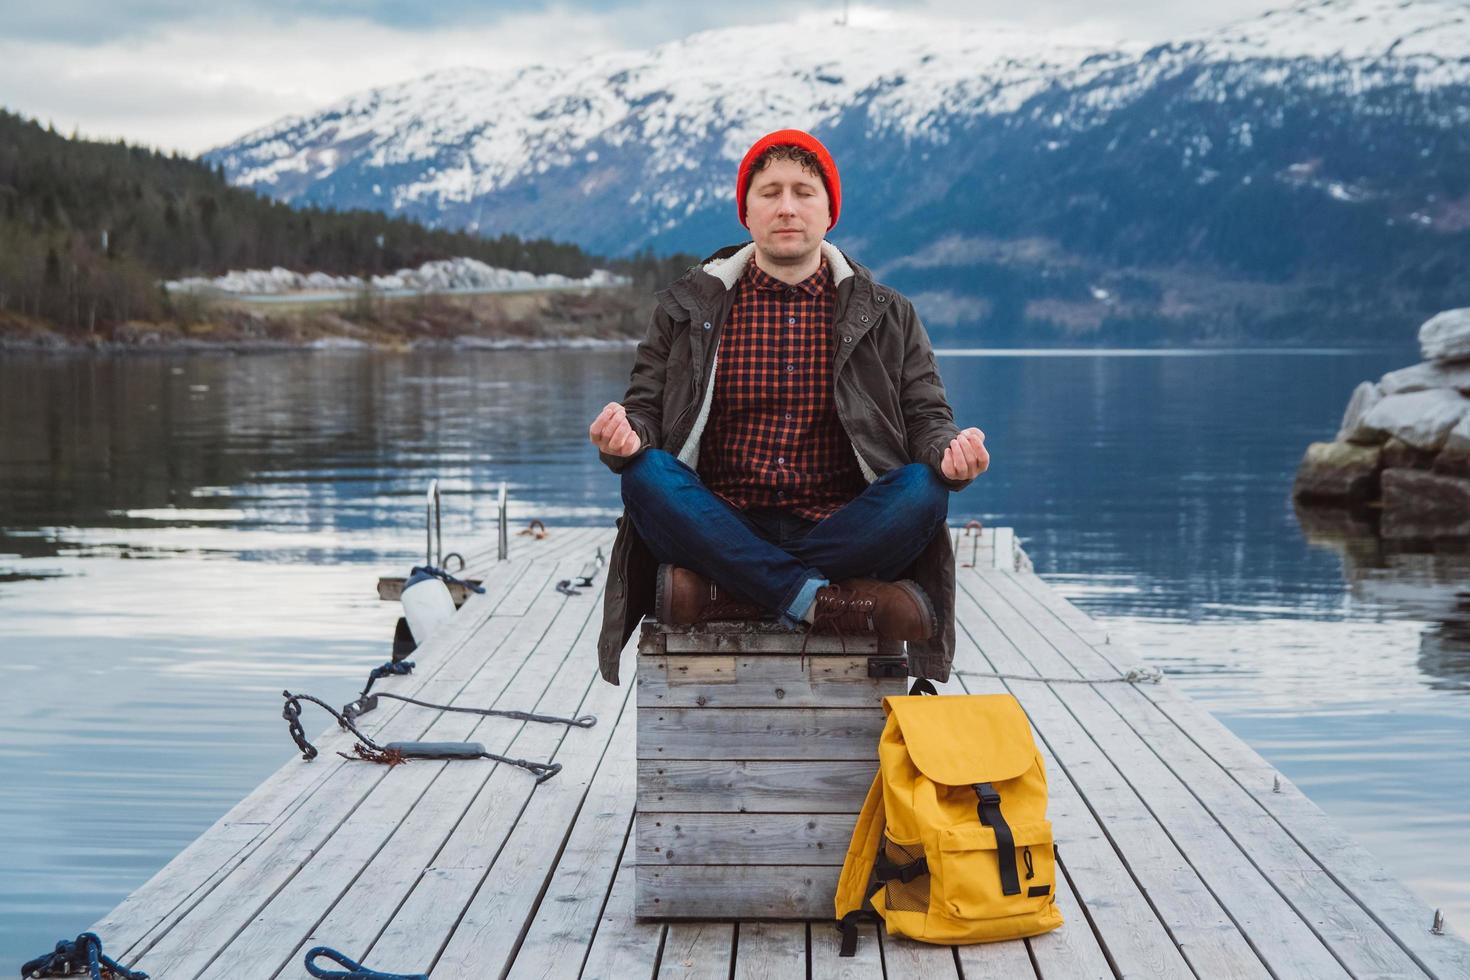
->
[[1, 344, 1466, 966]]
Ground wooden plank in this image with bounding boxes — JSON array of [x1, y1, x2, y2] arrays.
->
[[955, 937, 1038, 978], [992, 571, 1429, 979], [289, 567, 623, 975], [636, 812, 855, 866], [230, 558, 620, 980], [639, 654, 905, 708], [508, 711, 637, 979], [990, 527, 1016, 570], [360, 567, 626, 975], [1027, 852, 1118, 979], [636, 866, 840, 919], [658, 922, 734, 980], [879, 933, 961, 977], [1041, 750, 1187, 980], [733, 922, 806, 980], [172, 559, 604, 980], [458, 524, 597, 575], [1003, 567, 1468, 979], [955, 574, 1283, 979], [511, 525, 608, 564], [429, 681, 637, 976], [579, 859, 665, 980], [515, 524, 602, 564], [498, 559, 566, 615], [637, 707, 886, 761], [950, 584, 1196, 979], [661, 633, 890, 655], [810, 918, 882, 979], [973, 569, 1396, 978], [638, 760, 875, 813], [96, 558, 544, 968], [951, 527, 993, 571]]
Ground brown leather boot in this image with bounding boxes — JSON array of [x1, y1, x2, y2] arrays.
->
[[804, 578, 937, 644], [656, 564, 771, 624]]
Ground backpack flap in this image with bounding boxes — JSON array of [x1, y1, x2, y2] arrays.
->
[[883, 693, 1038, 788]]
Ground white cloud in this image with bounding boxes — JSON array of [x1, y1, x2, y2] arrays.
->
[[0, 9, 641, 155], [0, 1, 1277, 156]]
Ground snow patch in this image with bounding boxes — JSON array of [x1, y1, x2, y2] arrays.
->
[[164, 258, 629, 295]]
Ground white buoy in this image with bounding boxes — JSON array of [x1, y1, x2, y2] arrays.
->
[[402, 567, 456, 645]]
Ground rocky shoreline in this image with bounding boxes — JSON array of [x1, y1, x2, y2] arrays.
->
[[0, 283, 648, 354], [0, 329, 641, 354], [1294, 308, 1470, 540]]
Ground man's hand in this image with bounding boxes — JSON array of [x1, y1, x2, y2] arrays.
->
[[589, 401, 642, 457], [941, 427, 989, 481]]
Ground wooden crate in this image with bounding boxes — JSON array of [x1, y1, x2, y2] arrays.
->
[[634, 619, 907, 919]]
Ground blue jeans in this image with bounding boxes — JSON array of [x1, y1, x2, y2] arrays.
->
[[621, 449, 949, 628]]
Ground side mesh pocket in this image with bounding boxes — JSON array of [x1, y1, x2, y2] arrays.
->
[[881, 836, 931, 913]]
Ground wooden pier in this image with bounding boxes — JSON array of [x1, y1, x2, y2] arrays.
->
[[85, 523, 1470, 978]]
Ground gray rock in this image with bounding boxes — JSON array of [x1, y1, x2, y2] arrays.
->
[[1293, 441, 1381, 502], [1382, 437, 1438, 471], [1381, 468, 1470, 539], [1419, 308, 1470, 363], [1447, 413, 1470, 454], [1434, 414, 1470, 478], [1360, 389, 1470, 451], [1379, 360, 1470, 395], [1336, 380, 1385, 443]]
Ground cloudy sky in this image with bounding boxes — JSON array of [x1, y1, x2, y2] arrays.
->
[[0, 0, 1276, 157]]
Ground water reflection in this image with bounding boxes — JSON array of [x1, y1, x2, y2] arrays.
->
[[1296, 497, 1470, 691], [1, 344, 1467, 963]]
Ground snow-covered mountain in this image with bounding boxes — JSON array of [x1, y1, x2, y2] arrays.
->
[[208, 0, 1470, 343]]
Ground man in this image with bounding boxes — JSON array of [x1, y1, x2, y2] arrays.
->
[[589, 128, 989, 685]]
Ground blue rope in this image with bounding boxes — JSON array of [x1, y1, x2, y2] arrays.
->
[[410, 565, 485, 594], [20, 932, 148, 979], [303, 946, 427, 980], [361, 659, 415, 696]]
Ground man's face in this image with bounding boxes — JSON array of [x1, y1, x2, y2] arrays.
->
[[745, 157, 830, 265]]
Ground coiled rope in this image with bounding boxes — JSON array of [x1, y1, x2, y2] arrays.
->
[[21, 932, 147, 980], [303, 946, 426, 980]]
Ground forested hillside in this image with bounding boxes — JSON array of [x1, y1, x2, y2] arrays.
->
[[0, 109, 635, 337]]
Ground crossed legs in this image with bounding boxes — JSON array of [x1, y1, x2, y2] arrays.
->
[[620, 449, 949, 628]]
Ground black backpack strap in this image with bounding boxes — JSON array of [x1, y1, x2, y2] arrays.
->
[[908, 677, 937, 696], [839, 842, 934, 956], [974, 782, 1022, 895], [837, 872, 885, 957]]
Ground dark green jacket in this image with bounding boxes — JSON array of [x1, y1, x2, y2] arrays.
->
[[596, 240, 974, 684]]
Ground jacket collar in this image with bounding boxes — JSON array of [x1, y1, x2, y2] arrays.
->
[[660, 240, 875, 324], [700, 240, 856, 290]]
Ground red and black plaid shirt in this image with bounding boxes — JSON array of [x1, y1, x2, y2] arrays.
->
[[698, 256, 868, 521]]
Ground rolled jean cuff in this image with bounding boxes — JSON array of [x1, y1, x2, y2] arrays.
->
[[778, 574, 829, 629]]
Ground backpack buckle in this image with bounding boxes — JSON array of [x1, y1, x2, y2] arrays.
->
[[873, 849, 929, 884], [973, 782, 1001, 807], [895, 859, 929, 884]]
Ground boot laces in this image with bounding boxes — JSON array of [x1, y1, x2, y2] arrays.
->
[[799, 589, 877, 660]]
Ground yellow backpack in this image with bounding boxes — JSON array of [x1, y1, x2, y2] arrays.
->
[[834, 689, 1064, 956]]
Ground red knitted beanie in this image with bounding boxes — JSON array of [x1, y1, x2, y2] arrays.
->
[[736, 129, 841, 231]]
